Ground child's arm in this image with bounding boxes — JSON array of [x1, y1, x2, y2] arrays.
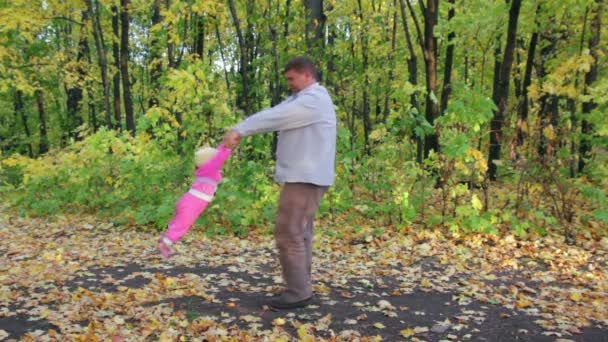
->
[[199, 144, 232, 173]]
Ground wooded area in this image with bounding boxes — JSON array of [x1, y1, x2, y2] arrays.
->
[[1, 1, 608, 340], [0, 0, 606, 238]]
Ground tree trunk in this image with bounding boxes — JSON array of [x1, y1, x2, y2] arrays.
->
[[269, 4, 281, 107], [148, 0, 162, 107], [36, 89, 49, 155], [537, 31, 560, 160], [399, 0, 422, 163], [326, 3, 336, 88], [85, 0, 112, 128], [516, 13, 539, 148], [65, 10, 88, 141], [304, 0, 325, 77], [487, 0, 522, 181], [111, 5, 122, 129], [357, 0, 371, 155], [440, 0, 456, 115], [579, 0, 603, 172], [15, 90, 33, 157], [383, 1, 398, 123], [228, 0, 251, 113], [121, 0, 135, 135], [422, 0, 439, 158], [568, 7, 589, 177], [82, 27, 99, 133], [166, 0, 176, 69], [214, 20, 231, 91], [195, 13, 205, 59]]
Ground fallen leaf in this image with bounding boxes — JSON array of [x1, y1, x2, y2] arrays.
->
[[273, 318, 286, 326], [373, 322, 385, 329]]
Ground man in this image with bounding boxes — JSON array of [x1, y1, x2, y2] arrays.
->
[[224, 56, 337, 310]]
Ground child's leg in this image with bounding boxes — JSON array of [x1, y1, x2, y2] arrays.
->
[[165, 193, 210, 242]]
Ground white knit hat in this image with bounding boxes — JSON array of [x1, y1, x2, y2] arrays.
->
[[194, 147, 217, 167]]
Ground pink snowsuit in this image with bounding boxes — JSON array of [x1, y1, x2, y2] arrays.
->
[[164, 144, 232, 242]]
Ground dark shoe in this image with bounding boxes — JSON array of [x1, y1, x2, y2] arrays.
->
[[269, 296, 313, 310]]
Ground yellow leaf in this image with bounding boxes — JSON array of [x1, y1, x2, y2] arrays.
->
[[471, 194, 483, 211], [515, 298, 532, 308], [483, 274, 497, 280], [400, 328, 415, 337], [543, 126, 556, 141], [273, 318, 286, 326], [297, 324, 314, 341], [420, 278, 431, 287], [570, 292, 582, 302], [374, 322, 385, 329]]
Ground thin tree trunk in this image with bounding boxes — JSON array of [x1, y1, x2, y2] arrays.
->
[[422, 0, 440, 158], [245, 1, 257, 113], [149, 0, 162, 107], [579, 0, 603, 172], [271, 0, 293, 159], [269, 3, 281, 107], [86, 0, 112, 128], [516, 10, 539, 148], [399, 0, 422, 163], [195, 13, 205, 59], [569, 7, 589, 177], [120, 0, 135, 135], [440, 0, 456, 115], [111, 5, 122, 129], [35, 89, 49, 154], [357, 0, 371, 155], [166, 0, 176, 69], [537, 32, 560, 160], [383, 2, 398, 123], [15, 90, 33, 157], [84, 29, 99, 132], [214, 20, 231, 91], [305, 0, 325, 78], [487, 0, 522, 181], [228, 0, 251, 113], [65, 10, 88, 141], [405, 0, 425, 53]]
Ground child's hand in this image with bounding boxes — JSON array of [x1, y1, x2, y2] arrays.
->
[[223, 130, 241, 149]]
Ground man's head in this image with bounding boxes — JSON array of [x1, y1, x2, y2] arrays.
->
[[284, 56, 318, 93]]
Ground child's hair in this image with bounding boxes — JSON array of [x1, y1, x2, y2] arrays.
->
[[194, 147, 217, 167]]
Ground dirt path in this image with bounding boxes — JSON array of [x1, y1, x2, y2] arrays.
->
[[1, 213, 607, 341]]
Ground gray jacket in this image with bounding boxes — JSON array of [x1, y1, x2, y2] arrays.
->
[[233, 82, 337, 186]]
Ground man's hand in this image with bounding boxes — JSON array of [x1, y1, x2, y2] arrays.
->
[[223, 130, 241, 149]]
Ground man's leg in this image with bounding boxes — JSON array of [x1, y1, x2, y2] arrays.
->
[[274, 183, 326, 304], [305, 219, 313, 279], [305, 185, 327, 278]]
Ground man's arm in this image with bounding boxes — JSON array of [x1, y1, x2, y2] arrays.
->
[[232, 92, 324, 137]]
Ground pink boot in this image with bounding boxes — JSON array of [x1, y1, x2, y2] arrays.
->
[[158, 235, 175, 258]]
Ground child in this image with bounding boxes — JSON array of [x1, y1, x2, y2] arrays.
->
[[158, 144, 232, 257]]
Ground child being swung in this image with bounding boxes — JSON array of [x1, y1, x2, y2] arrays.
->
[[158, 144, 232, 257]]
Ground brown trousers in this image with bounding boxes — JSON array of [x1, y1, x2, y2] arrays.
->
[[275, 182, 327, 302]]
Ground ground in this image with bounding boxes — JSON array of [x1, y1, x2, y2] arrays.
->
[[0, 211, 607, 341]]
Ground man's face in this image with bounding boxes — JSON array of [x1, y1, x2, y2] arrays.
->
[[285, 69, 314, 93]]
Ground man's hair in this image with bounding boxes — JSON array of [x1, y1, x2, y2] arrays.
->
[[284, 56, 318, 80]]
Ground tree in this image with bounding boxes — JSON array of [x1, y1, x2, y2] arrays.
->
[[120, 0, 135, 135], [487, 0, 522, 181], [579, 0, 603, 172], [85, 0, 112, 128], [111, 5, 122, 129]]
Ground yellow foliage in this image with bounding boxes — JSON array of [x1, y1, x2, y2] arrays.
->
[[543, 126, 556, 141]]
